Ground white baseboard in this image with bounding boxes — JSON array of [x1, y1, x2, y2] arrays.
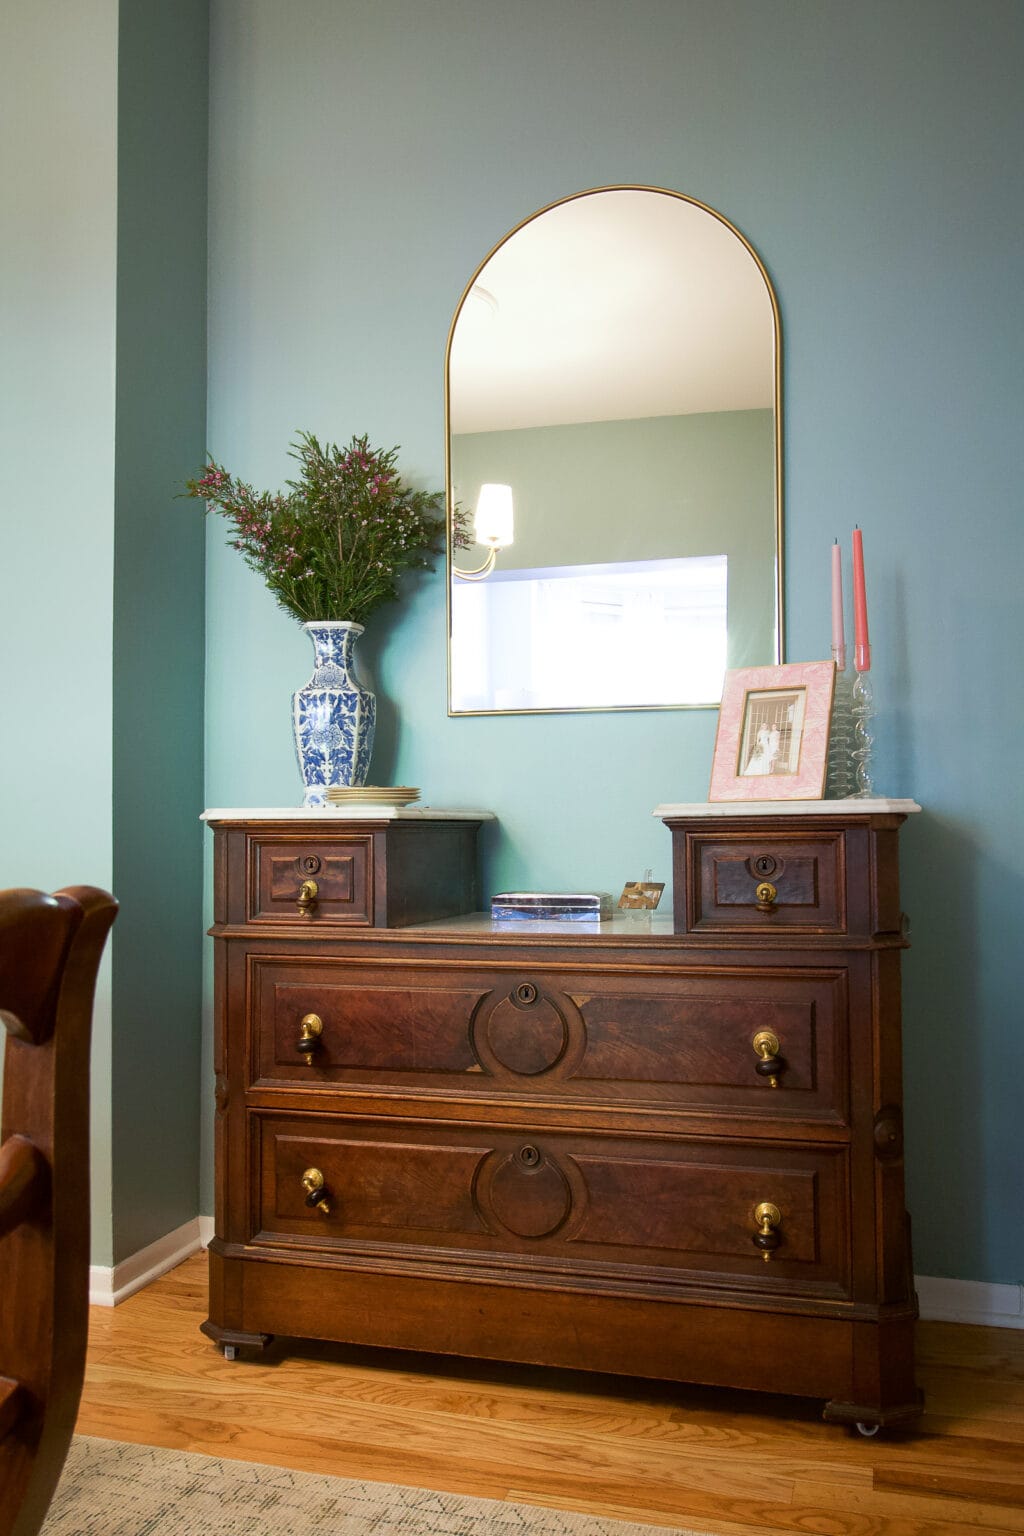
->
[[90, 1225, 1022, 1331], [88, 1216, 214, 1308], [916, 1274, 1024, 1329]]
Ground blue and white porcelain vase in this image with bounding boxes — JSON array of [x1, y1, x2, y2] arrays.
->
[[292, 621, 376, 806]]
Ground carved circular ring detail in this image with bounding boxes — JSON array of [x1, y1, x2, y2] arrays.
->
[[469, 984, 588, 1082], [477, 992, 569, 1076], [483, 1148, 572, 1238]]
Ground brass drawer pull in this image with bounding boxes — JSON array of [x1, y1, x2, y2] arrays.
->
[[297, 1013, 323, 1065], [296, 879, 319, 915], [753, 1200, 782, 1261], [754, 880, 778, 912], [301, 1167, 331, 1215], [752, 1029, 785, 1088]]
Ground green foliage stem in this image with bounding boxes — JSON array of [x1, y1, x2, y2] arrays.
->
[[185, 431, 464, 626]]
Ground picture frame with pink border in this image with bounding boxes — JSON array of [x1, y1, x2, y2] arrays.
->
[[708, 661, 836, 802]]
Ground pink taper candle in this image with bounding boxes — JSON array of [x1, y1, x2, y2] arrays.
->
[[852, 525, 871, 672], [831, 540, 846, 671]]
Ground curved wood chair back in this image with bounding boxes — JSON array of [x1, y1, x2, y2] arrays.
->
[[0, 886, 117, 1536]]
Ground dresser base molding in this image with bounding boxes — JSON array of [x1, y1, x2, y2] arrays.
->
[[207, 1238, 915, 1324], [821, 1394, 925, 1430], [204, 1244, 920, 1422], [198, 1319, 272, 1356]]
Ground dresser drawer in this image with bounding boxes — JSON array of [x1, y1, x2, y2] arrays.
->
[[248, 833, 373, 925], [252, 1114, 849, 1292], [249, 957, 847, 1124], [680, 830, 846, 934]]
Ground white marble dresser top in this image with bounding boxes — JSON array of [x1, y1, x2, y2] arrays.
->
[[654, 798, 921, 817], [201, 806, 497, 822]]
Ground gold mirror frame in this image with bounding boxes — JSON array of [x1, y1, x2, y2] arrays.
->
[[445, 185, 784, 716]]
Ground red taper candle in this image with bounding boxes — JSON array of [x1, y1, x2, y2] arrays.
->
[[852, 525, 870, 672]]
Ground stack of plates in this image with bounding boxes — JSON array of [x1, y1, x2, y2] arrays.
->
[[324, 785, 420, 808]]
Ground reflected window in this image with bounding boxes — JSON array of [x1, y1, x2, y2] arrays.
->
[[450, 555, 727, 712]]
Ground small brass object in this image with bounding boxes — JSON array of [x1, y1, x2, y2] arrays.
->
[[297, 1012, 324, 1065], [301, 1167, 330, 1215], [753, 1200, 782, 1261], [754, 880, 778, 912], [296, 878, 319, 915], [752, 1028, 783, 1088]]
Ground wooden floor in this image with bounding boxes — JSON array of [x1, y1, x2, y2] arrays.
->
[[75, 1252, 1024, 1535]]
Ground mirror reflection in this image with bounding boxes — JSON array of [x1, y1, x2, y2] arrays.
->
[[446, 186, 782, 715]]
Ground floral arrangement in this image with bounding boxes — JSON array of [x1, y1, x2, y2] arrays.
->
[[185, 431, 468, 626]]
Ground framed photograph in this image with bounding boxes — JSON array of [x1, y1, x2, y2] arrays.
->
[[617, 879, 665, 911], [709, 661, 836, 802]]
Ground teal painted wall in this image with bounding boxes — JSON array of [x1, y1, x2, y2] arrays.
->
[[203, 0, 1023, 1285], [454, 410, 776, 667], [111, 0, 209, 1264], [1, 1, 208, 1266], [0, 0, 119, 1262]]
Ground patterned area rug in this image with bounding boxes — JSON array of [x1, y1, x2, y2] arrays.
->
[[42, 1437, 697, 1535]]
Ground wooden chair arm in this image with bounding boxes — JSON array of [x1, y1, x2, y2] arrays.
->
[[0, 1377, 26, 1440], [0, 882, 117, 1536], [0, 1135, 48, 1240]]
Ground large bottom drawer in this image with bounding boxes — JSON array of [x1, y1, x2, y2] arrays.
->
[[250, 1113, 850, 1295]]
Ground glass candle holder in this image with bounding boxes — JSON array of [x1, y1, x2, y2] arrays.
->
[[851, 669, 875, 798], [826, 650, 856, 799]]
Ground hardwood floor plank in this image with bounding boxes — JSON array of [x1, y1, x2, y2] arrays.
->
[[72, 1255, 1024, 1536], [913, 1414, 1024, 1445], [79, 1371, 798, 1506], [873, 1461, 1024, 1507], [793, 1478, 1024, 1534], [915, 1323, 1024, 1378]]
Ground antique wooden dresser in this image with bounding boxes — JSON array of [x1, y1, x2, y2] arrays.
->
[[202, 799, 921, 1431]]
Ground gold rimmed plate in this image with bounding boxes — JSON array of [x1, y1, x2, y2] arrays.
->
[[325, 785, 420, 806]]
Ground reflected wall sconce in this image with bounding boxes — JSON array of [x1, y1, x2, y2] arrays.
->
[[452, 483, 514, 581]]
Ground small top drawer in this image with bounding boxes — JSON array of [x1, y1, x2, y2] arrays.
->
[[249, 834, 372, 925], [680, 830, 845, 934], [207, 816, 486, 929]]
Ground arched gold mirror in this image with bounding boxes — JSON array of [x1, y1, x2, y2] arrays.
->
[[446, 186, 783, 715]]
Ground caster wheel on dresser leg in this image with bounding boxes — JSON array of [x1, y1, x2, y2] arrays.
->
[[855, 1421, 881, 1437], [222, 1344, 238, 1361]]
